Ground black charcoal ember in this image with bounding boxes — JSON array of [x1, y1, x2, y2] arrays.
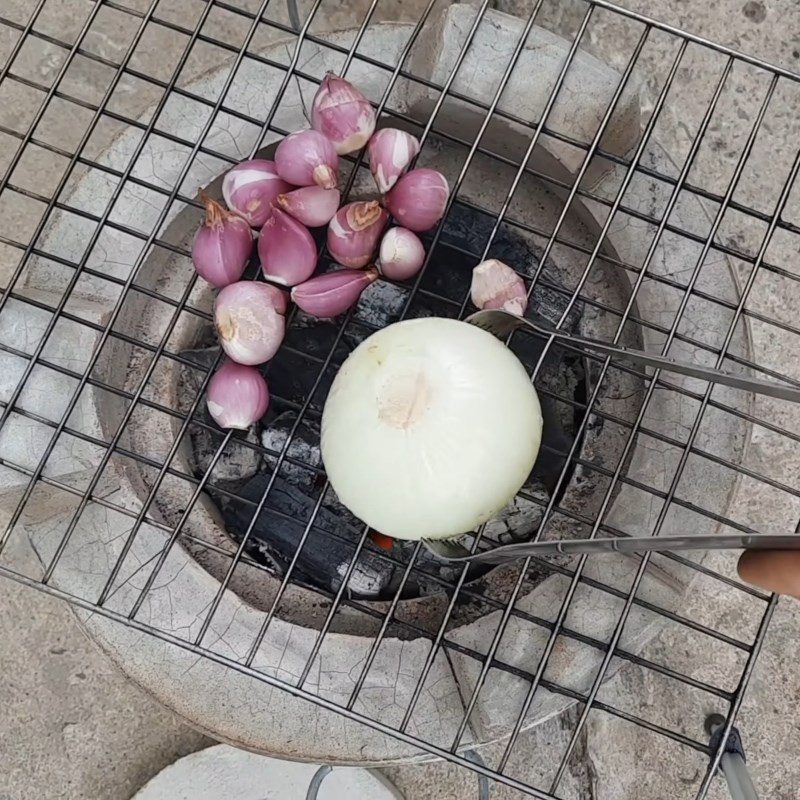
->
[[320, 485, 367, 531], [507, 330, 583, 450], [485, 479, 548, 544], [217, 473, 395, 598], [418, 219, 481, 302], [436, 203, 502, 262], [260, 412, 323, 492], [282, 312, 353, 363], [195, 428, 262, 483], [261, 345, 336, 417], [404, 288, 461, 322], [507, 323, 583, 380], [343, 559, 397, 598], [531, 395, 575, 491], [259, 418, 380, 538], [340, 321, 376, 352], [257, 413, 500, 594], [353, 280, 409, 329], [528, 283, 583, 334]]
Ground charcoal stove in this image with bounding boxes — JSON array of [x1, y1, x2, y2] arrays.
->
[[0, 0, 798, 797]]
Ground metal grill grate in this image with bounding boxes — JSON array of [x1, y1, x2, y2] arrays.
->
[[1, 0, 799, 797]]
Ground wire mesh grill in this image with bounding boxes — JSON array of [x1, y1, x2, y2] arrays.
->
[[1, 0, 799, 797]]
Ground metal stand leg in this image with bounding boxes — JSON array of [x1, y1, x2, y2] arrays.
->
[[305, 756, 490, 799], [464, 749, 492, 800], [705, 714, 759, 800], [305, 765, 406, 800]]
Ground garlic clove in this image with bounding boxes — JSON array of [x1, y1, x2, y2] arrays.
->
[[384, 168, 449, 232], [311, 72, 376, 156], [470, 258, 528, 316], [192, 194, 254, 288], [207, 360, 270, 430], [214, 281, 287, 365], [376, 226, 425, 281], [291, 268, 379, 317], [367, 128, 421, 194], [276, 185, 341, 227], [274, 129, 339, 189], [327, 200, 388, 268], [258, 207, 318, 286], [222, 159, 291, 228]]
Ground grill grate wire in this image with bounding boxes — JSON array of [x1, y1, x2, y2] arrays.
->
[[1, 0, 799, 796]]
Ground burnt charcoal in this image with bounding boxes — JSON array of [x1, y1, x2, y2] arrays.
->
[[417, 239, 472, 302], [532, 395, 574, 492], [420, 204, 497, 302], [507, 324, 584, 377], [216, 473, 395, 598], [261, 346, 337, 418], [192, 427, 262, 484], [261, 412, 323, 493], [529, 283, 583, 334], [256, 414, 503, 595], [282, 312, 353, 363], [260, 413, 365, 528], [341, 321, 377, 351], [405, 288, 462, 322], [485, 478, 548, 544], [354, 280, 409, 329]]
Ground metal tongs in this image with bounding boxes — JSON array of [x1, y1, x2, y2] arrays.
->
[[418, 309, 800, 564], [422, 532, 800, 564], [466, 308, 800, 404]]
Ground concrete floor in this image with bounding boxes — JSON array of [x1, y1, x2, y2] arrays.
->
[[2, 0, 800, 798]]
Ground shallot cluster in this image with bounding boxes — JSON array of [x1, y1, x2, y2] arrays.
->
[[190, 72, 454, 431]]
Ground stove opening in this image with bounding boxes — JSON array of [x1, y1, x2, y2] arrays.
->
[[179, 202, 590, 601]]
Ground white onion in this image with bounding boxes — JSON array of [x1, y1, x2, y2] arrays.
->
[[321, 318, 542, 540]]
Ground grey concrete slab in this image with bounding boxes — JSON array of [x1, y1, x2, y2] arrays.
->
[[0, 536, 211, 800]]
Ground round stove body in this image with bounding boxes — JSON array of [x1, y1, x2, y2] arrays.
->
[[13, 16, 753, 764]]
